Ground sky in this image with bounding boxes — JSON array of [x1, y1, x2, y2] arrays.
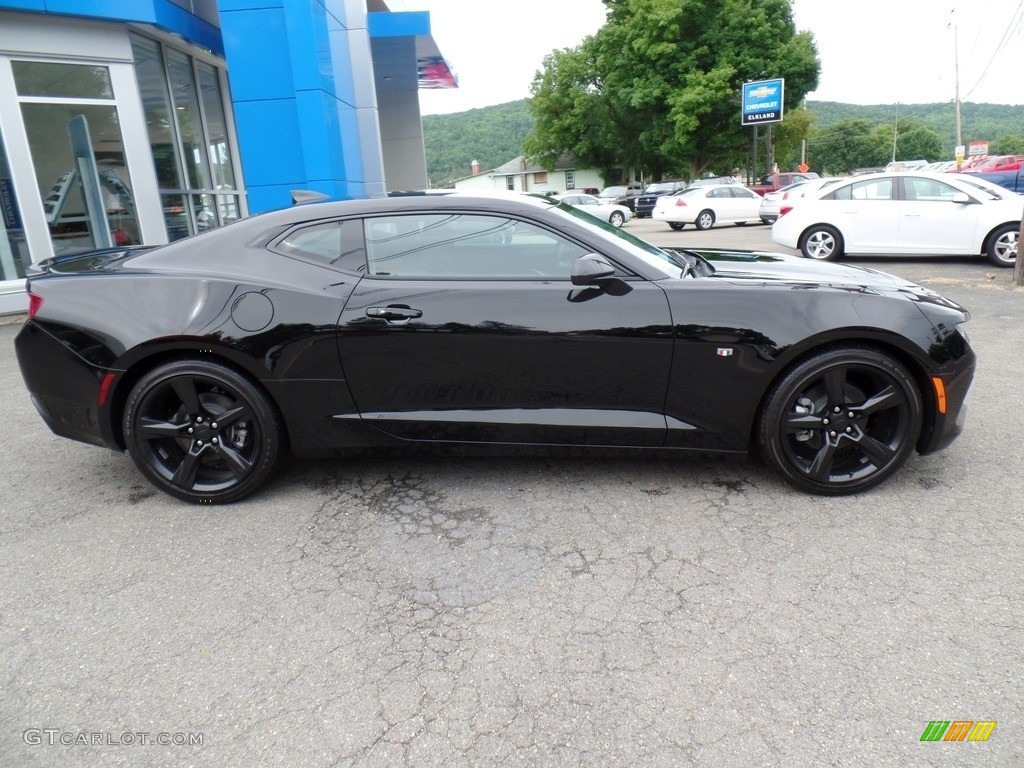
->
[[392, 0, 1024, 115]]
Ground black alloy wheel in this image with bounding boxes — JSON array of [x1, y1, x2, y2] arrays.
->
[[123, 360, 285, 503], [758, 347, 922, 495]]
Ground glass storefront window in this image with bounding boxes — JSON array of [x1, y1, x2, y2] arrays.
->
[[12, 61, 113, 99], [15, 62, 141, 256], [0, 131, 29, 281], [196, 62, 236, 192], [166, 49, 210, 193], [131, 36, 185, 192], [130, 34, 242, 240]]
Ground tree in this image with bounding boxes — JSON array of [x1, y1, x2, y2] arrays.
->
[[524, 0, 820, 181], [872, 118, 943, 163], [808, 119, 880, 174], [989, 135, 1024, 155]]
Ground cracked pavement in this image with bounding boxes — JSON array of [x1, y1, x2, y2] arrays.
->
[[1, 237, 1022, 766]]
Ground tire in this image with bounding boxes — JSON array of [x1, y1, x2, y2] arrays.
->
[[123, 360, 285, 503], [668, 222, 686, 231], [735, 221, 749, 227], [609, 211, 625, 227], [985, 223, 1018, 267], [761, 216, 776, 225], [800, 224, 843, 261], [757, 347, 922, 495], [695, 210, 716, 230]]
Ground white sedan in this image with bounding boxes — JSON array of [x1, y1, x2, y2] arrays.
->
[[772, 171, 1022, 267], [758, 177, 844, 224], [652, 184, 762, 230], [554, 193, 631, 227]]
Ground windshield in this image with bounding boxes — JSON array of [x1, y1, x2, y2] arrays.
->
[[552, 201, 685, 277], [953, 173, 1020, 200]]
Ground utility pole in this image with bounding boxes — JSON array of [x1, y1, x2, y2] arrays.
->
[[954, 20, 962, 147]]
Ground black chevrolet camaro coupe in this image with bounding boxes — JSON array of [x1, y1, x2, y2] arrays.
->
[[15, 192, 975, 503]]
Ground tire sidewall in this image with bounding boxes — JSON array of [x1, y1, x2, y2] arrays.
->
[[758, 347, 922, 495], [123, 359, 284, 503]]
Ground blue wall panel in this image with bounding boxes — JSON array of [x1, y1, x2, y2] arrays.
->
[[219, 7, 296, 101], [220, 0, 381, 211], [231, 99, 306, 186], [0, 0, 223, 54]]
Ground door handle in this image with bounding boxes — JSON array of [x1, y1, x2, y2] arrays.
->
[[366, 306, 423, 320]]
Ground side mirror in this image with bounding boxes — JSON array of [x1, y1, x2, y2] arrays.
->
[[951, 192, 973, 204], [570, 253, 632, 295], [571, 253, 616, 285]]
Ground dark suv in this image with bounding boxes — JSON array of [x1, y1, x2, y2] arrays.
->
[[597, 185, 642, 211], [633, 180, 688, 218]]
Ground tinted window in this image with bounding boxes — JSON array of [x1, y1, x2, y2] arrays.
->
[[274, 220, 366, 270], [363, 213, 587, 279]]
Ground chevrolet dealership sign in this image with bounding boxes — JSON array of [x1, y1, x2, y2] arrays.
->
[[741, 78, 784, 126]]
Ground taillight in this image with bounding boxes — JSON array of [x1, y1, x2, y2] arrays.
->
[[674, 198, 688, 207], [778, 205, 793, 217], [27, 291, 43, 319]]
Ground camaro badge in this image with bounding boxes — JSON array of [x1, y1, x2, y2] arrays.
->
[[717, 348, 734, 357]]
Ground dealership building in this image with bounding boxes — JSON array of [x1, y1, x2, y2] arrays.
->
[[0, 0, 454, 314]]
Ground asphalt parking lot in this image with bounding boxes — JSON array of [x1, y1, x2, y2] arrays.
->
[[2, 222, 1022, 767]]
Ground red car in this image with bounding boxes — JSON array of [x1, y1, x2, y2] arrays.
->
[[962, 155, 1024, 173]]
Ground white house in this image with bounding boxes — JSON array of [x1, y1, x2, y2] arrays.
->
[[450, 155, 604, 195]]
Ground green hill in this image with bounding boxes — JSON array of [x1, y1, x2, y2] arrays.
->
[[423, 99, 1024, 185]]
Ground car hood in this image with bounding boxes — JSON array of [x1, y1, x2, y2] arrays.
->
[[683, 248, 967, 310]]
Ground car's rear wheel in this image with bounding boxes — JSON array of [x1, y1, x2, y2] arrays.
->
[[761, 216, 776, 224], [695, 210, 716, 230], [800, 225, 843, 260], [609, 211, 625, 227], [668, 222, 686, 231], [757, 347, 922, 495], [123, 360, 285, 503], [985, 223, 1018, 267]]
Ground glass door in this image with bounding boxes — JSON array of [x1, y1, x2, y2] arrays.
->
[[13, 61, 141, 256]]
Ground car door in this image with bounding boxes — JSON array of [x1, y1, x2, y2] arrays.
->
[[894, 175, 979, 254], [706, 187, 736, 222], [729, 186, 763, 222], [335, 211, 675, 446], [824, 176, 901, 252]]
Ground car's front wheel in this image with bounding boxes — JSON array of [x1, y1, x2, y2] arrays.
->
[[757, 347, 922, 495], [695, 210, 716, 230], [985, 223, 1018, 267], [800, 225, 843, 260], [123, 360, 285, 503], [609, 211, 626, 227]]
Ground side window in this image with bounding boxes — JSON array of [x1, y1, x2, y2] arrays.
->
[[906, 178, 958, 202], [273, 220, 366, 271], [363, 213, 588, 279], [832, 179, 893, 201]]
